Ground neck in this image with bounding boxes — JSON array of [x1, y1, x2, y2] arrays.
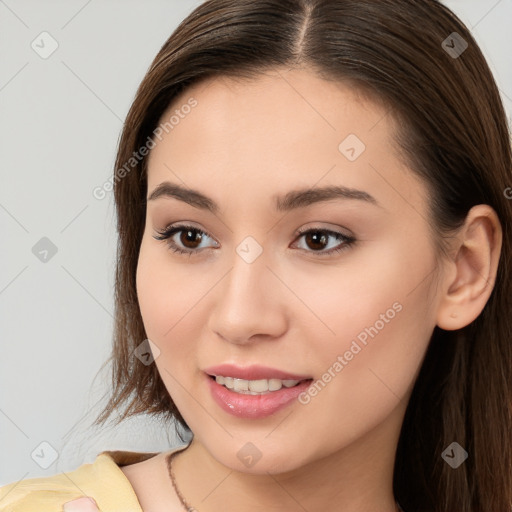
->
[[171, 402, 405, 512]]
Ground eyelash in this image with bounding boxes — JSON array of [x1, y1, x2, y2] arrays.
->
[[153, 223, 356, 258]]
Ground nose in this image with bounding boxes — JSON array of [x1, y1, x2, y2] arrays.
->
[[207, 244, 288, 345]]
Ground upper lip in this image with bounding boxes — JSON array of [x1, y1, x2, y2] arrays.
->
[[204, 363, 312, 381]]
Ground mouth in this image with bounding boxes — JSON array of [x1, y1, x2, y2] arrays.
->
[[205, 372, 314, 419], [203, 363, 314, 418], [207, 374, 312, 395]]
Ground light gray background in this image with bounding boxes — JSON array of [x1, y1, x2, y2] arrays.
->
[[1, 0, 511, 487]]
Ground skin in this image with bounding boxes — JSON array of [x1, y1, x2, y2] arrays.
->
[[66, 67, 502, 512]]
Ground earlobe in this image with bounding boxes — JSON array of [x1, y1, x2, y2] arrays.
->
[[436, 205, 502, 331]]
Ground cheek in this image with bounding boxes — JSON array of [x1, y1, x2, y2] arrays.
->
[[286, 233, 436, 346], [293, 236, 438, 427], [136, 242, 167, 338], [137, 238, 199, 339], [136, 238, 214, 373], [136, 242, 198, 409]]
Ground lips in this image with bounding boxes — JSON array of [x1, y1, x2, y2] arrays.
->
[[203, 364, 314, 419], [203, 363, 312, 381], [206, 373, 313, 419]]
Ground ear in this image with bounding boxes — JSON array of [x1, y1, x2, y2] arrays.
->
[[436, 204, 502, 330]]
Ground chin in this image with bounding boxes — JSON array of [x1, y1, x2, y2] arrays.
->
[[206, 437, 312, 475]]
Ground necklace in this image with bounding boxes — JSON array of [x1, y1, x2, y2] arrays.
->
[[166, 449, 404, 512], [167, 448, 196, 512]]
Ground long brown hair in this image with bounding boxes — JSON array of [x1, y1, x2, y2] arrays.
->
[[93, 1, 512, 510]]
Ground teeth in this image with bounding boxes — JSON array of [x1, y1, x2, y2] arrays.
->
[[282, 380, 301, 387], [214, 375, 301, 394], [268, 379, 282, 391], [234, 378, 249, 392], [248, 379, 268, 392]]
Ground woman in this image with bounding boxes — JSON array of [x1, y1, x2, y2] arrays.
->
[[1, 0, 511, 511]]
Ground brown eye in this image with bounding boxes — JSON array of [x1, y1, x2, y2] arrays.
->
[[153, 224, 218, 256], [303, 231, 329, 251], [179, 228, 204, 249], [293, 228, 356, 257]]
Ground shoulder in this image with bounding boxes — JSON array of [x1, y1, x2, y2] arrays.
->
[[0, 450, 158, 512]]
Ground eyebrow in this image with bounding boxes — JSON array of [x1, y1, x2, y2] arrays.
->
[[147, 181, 381, 213]]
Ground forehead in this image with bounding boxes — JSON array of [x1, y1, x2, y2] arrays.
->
[[154, 68, 390, 151], [146, 68, 427, 215]]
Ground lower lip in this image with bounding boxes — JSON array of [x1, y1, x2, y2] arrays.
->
[[206, 374, 313, 419]]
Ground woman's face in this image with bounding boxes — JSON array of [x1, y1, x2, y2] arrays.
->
[[136, 68, 445, 473]]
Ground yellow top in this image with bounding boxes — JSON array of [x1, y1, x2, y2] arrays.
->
[[0, 445, 185, 512]]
